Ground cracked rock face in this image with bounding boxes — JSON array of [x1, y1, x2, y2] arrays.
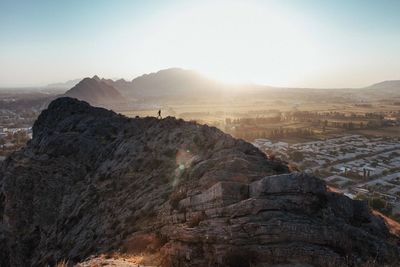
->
[[0, 97, 399, 267]]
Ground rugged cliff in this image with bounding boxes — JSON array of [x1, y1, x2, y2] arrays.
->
[[0, 97, 399, 267]]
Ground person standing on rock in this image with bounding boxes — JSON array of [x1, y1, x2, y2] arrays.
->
[[157, 109, 162, 119]]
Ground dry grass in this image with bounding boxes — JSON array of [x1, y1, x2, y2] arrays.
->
[[75, 252, 161, 266], [54, 259, 69, 267], [108, 252, 162, 266]]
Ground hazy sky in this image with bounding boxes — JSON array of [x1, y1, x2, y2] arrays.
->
[[0, 0, 399, 88]]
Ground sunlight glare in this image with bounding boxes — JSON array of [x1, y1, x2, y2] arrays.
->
[[133, 1, 322, 86]]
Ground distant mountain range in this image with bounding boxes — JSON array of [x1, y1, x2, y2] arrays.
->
[[115, 68, 223, 98], [49, 68, 400, 106], [58, 68, 231, 105], [64, 76, 124, 106], [46, 78, 82, 89], [99, 68, 228, 100]]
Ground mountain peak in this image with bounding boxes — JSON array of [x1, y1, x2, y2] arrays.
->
[[92, 75, 101, 81], [64, 77, 124, 106], [32, 97, 115, 138]]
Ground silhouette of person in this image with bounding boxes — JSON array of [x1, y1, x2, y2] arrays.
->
[[157, 109, 162, 119]]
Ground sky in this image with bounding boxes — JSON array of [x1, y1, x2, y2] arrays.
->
[[0, 0, 399, 88]]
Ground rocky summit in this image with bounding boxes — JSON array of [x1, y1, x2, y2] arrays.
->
[[0, 97, 399, 267]]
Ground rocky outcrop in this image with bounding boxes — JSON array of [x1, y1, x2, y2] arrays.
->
[[0, 97, 399, 267]]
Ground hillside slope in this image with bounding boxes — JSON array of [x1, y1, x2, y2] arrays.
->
[[367, 80, 400, 90], [0, 97, 399, 267]]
